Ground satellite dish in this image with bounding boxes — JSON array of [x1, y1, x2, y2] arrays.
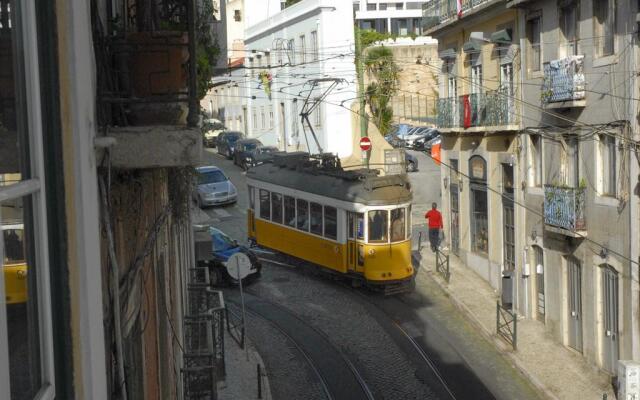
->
[[225, 252, 253, 280]]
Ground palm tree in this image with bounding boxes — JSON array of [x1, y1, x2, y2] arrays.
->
[[363, 46, 398, 135]]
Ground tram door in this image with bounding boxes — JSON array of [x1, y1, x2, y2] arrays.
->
[[347, 212, 364, 273]]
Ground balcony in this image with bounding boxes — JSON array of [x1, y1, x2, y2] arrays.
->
[[543, 185, 586, 236], [422, 0, 498, 31], [93, 0, 203, 169], [542, 56, 586, 109], [435, 91, 519, 131]]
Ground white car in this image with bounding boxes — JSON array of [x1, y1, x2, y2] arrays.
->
[[193, 166, 237, 207], [402, 127, 437, 147]]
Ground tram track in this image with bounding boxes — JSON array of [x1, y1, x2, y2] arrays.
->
[[227, 291, 375, 400]]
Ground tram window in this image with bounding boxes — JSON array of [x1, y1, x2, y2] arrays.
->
[[324, 206, 337, 240], [390, 208, 406, 242], [368, 210, 388, 243], [310, 202, 323, 235], [248, 186, 255, 210], [260, 189, 271, 220], [271, 192, 283, 224], [296, 199, 309, 231], [284, 196, 296, 227], [356, 213, 364, 240], [348, 213, 355, 239]]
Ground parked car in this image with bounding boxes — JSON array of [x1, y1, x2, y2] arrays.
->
[[193, 166, 237, 207], [412, 129, 440, 151], [233, 138, 263, 168], [244, 145, 279, 170], [403, 127, 438, 147], [194, 225, 261, 285], [217, 131, 244, 159], [202, 119, 225, 147]]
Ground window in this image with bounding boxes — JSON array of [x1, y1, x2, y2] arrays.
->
[[260, 189, 271, 219], [526, 15, 541, 72], [563, 137, 579, 187], [367, 3, 377, 10], [288, 39, 296, 64], [396, 2, 404, 9], [390, 208, 406, 242], [310, 31, 318, 61], [314, 103, 322, 126], [324, 206, 337, 239], [599, 134, 617, 196], [249, 186, 255, 209], [269, 111, 274, 129], [296, 199, 309, 231], [348, 212, 365, 239], [271, 192, 283, 224], [261, 107, 266, 129], [252, 108, 258, 130], [368, 210, 388, 243], [594, 0, 615, 56], [292, 99, 299, 139], [530, 134, 543, 187], [299, 35, 306, 63], [470, 57, 482, 94], [284, 196, 296, 227], [379, 3, 388, 10], [310, 202, 323, 235], [353, 1, 360, 13], [560, 5, 578, 56], [469, 156, 488, 253]]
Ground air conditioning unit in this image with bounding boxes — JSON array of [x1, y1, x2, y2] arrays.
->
[[619, 360, 640, 400]]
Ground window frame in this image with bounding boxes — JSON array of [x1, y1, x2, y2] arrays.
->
[[0, 0, 56, 396], [559, 3, 579, 57], [323, 206, 337, 240], [598, 134, 617, 196], [526, 13, 542, 74], [271, 192, 283, 224], [296, 199, 309, 231], [390, 208, 406, 242], [299, 34, 306, 64], [593, 0, 615, 58], [284, 196, 296, 227], [310, 31, 318, 61], [309, 202, 323, 236], [259, 189, 271, 220], [367, 210, 389, 244], [530, 134, 543, 187]]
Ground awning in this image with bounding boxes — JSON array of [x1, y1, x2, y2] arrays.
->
[[463, 41, 481, 53], [438, 48, 457, 60], [491, 29, 512, 43]]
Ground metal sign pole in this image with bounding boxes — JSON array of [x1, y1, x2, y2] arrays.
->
[[236, 257, 249, 360]]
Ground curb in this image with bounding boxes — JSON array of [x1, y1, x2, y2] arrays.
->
[[417, 254, 559, 400]]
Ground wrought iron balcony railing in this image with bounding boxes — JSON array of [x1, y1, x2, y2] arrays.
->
[[543, 185, 586, 232], [542, 56, 586, 104], [436, 91, 517, 129], [422, 0, 495, 30]]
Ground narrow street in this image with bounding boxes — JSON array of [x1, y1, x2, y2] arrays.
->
[[197, 147, 542, 400]]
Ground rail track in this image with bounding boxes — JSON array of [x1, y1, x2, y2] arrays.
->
[[227, 291, 375, 400]]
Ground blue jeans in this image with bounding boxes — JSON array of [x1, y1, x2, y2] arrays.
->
[[429, 228, 441, 251]]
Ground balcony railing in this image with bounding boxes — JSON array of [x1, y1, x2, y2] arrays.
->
[[543, 185, 586, 232], [436, 91, 517, 129], [423, 0, 495, 30], [542, 56, 586, 105]]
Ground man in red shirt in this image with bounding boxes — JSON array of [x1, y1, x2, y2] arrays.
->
[[425, 203, 444, 252]]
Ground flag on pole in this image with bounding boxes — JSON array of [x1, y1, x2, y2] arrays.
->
[[457, 0, 463, 17], [463, 94, 471, 128]]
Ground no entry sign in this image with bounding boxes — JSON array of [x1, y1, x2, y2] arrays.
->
[[359, 137, 372, 151]]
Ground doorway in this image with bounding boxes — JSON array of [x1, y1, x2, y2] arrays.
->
[[567, 257, 583, 352], [601, 265, 619, 373], [534, 246, 545, 322]]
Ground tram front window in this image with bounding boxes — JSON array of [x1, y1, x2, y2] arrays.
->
[[368, 210, 388, 243], [390, 208, 406, 242]]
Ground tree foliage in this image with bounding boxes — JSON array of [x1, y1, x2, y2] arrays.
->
[[364, 46, 398, 135]]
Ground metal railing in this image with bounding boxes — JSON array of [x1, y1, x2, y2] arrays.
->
[[543, 185, 586, 231], [93, 0, 199, 127], [422, 0, 497, 30], [225, 306, 245, 349], [496, 301, 517, 350], [435, 249, 451, 283], [436, 91, 517, 129], [542, 56, 586, 104]]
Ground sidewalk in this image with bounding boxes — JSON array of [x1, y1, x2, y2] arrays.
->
[[217, 330, 272, 400], [416, 246, 615, 400]]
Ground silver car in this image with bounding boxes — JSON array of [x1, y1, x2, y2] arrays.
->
[[194, 166, 237, 207]]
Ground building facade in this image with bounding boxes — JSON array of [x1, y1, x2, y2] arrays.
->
[[354, 0, 427, 35], [426, 0, 640, 375]]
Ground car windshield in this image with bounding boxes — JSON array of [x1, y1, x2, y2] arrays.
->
[[227, 135, 241, 144], [259, 147, 276, 154], [244, 143, 258, 151], [210, 229, 237, 251], [198, 170, 227, 184]]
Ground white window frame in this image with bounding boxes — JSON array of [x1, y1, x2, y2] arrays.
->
[[0, 1, 55, 398], [299, 34, 306, 64], [261, 107, 266, 129], [252, 108, 258, 130], [529, 134, 543, 187], [598, 134, 617, 197], [310, 31, 318, 61], [314, 102, 322, 126], [269, 110, 274, 129]]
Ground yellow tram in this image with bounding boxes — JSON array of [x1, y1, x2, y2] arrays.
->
[[2, 223, 28, 304], [246, 153, 414, 293]]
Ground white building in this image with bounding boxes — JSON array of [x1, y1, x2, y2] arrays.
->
[[243, 0, 357, 156], [353, 0, 426, 35]]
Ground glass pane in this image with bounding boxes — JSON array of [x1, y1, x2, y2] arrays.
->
[[284, 196, 295, 228], [356, 213, 364, 240], [2, 196, 42, 398], [271, 193, 283, 224], [296, 199, 308, 231], [348, 213, 355, 239], [368, 210, 388, 243], [390, 208, 405, 242], [323, 206, 336, 240], [248, 186, 255, 210], [259, 189, 270, 220], [0, 0, 30, 187], [310, 203, 322, 236]]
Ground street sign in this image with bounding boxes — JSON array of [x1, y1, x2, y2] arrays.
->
[[225, 252, 253, 280], [359, 136, 372, 151]]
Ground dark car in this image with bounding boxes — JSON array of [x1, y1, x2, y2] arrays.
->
[[233, 138, 263, 168], [202, 119, 225, 147], [412, 129, 440, 151], [194, 226, 261, 285], [244, 146, 279, 170], [217, 131, 244, 159]]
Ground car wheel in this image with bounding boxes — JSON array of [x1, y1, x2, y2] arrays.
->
[[406, 161, 416, 173]]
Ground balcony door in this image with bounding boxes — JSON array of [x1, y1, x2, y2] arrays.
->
[[601, 265, 619, 374], [448, 75, 457, 127], [567, 257, 583, 352], [500, 63, 514, 124], [502, 165, 515, 272], [450, 160, 460, 255]]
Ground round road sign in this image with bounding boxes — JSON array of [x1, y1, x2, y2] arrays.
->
[[225, 252, 253, 280], [359, 136, 372, 151]]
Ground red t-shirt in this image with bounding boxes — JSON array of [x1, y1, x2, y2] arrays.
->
[[425, 209, 443, 229]]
